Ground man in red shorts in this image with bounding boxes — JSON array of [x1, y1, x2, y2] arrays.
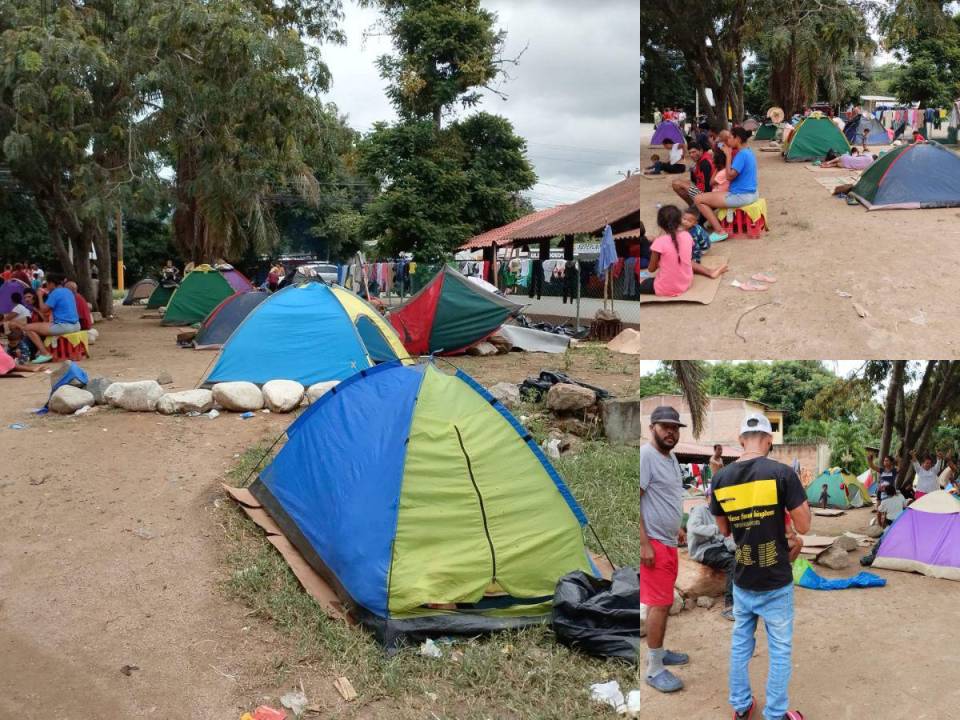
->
[[639, 405, 689, 693]]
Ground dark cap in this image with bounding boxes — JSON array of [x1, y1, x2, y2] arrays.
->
[[650, 406, 687, 427]]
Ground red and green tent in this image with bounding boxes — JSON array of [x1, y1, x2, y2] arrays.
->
[[388, 265, 522, 355]]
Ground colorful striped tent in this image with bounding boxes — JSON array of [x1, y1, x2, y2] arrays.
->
[[850, 142, 960, 210], [205, 282, 409, 386], [251, 360, 597, 646], [874, 491, 960, 581], [388, 265, 521, 355], [807, 468, 871, 509], [161, 265, 235, 326], [218, 264, 254, 293]]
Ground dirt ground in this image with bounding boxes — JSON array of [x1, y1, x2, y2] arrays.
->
[[2, 310, 958, 718], [638, 129, 960, 359]]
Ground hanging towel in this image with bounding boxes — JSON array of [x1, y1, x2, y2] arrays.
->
[[598, 224, 618, 274]]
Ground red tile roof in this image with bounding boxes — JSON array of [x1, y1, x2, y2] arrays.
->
[[460, 206, 566, 250]]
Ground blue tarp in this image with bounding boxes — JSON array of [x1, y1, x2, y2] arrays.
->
[[793, 558, 886, 590]]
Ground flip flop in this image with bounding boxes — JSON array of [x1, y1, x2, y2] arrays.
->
[[645, 669, 684, 693], [751, 273, 777, 284], [731, 280, 768, 292], [709, 232, 729, 243], [662, 649, 689, 666], [784, 712, 805, 720], [733, 697, 756, 719]]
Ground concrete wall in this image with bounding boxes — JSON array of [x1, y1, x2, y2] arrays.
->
[[623, 395, 784, 445], [769, 442, 831, 477]]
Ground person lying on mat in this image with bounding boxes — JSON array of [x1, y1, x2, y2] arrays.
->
[[14, 274, 80, 364], [694, 127, 758, 244], [820, 147, 876, 171], [681, 207, 729, 280]]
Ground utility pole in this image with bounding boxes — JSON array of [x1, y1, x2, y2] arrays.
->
[[116, 208, 124, 292]]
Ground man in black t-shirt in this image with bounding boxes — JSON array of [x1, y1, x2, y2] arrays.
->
[[710, 413, 811, 720]]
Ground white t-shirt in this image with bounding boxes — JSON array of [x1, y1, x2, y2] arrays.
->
[[913, 460, 943, 493], [10, 303, 30, 323], [669, 145, 684, 165], [878, 493, 905, 522], [938, 465, 955, 488]]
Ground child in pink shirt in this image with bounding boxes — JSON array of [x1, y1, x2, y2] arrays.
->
[[638, 205, 693, 297], [711, 149, 730, 193]]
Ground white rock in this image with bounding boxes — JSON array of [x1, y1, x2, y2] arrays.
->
[[87, 328, 99, 344], [104, 380, 164, 412], [262, 380, 304, 413], [305, 380, 340, 403], [488, 382, 521, 408], [156, 389, 215, 415], [49, 386, 95, 414], [546, 383, 596, 412], [212, 381, 264, 412]]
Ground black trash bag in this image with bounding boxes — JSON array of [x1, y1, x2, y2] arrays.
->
[[519, 370, 612, 402], [552, 567, 645, 663]]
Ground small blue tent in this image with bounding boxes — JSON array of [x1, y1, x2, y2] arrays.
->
[[843, 114, 889, 145], [204, 282, 410, 386], [851, 142, 960, 210]]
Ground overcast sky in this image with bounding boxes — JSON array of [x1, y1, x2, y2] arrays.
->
[[321, 0, 640, 210]]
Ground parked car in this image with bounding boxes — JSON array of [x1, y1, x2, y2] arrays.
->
[[292, 262, 338, 284]]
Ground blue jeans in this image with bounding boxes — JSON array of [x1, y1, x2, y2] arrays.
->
[[729, 582, 794, 720]]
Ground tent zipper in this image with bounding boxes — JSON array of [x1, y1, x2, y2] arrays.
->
[[454, 425, 497, 582]]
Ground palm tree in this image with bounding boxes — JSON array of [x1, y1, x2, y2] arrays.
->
[[669, 361, 709, 439]]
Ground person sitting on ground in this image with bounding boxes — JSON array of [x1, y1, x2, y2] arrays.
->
[[687, 500, 736, 620], [680, 206, 729, 280], [912, 129, 925, 143], [821, 147, 876, 171], [671, 145, 713, 204], [694, 127, 758, 243], [877, 483, 905, 528], [638, 205, 693, 298], [660, 139, 686, 174], [643, 154, 663, 175], [910, 449, 943, 499], [710, 149, 730, 194], [15, 274, 80, 364], [4, 327, 41, 372], [2, 291, 32, 331], [818, 483, 830, 509]]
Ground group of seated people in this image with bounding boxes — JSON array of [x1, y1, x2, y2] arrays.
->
[[2, 274, 91, 369]]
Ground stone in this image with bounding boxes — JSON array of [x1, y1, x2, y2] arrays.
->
[[675, 554, 727, 598], [212, 381, 264, 412], [488, 382, 521, 408], [599, 397, 646, 445], [87, 328, 99, 344], [816, 545, 852, 570], [49, 386, 95, 415], [696, 595, 716, 609], [156, 389, 215, 415], [465, 341, 498, 357], [559, 417, 593, 437], [156, 371, 174, 385], [104, 380, 164, 412], [487, 333, 513, 354], [669, 589, 685, 615], [262, 380, 305, 413], [91, 311, 103, 323], [545, 383, 596, 413], [833, 535, 858, 552], [306, 381, 340, 404], [865, 524, 884, 539], [49, 360, 85, 392], [87, 377, 115, 405]]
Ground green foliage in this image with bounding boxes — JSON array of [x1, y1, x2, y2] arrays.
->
[[635, 366, 682, 397], [640, 47, 697, 119], [827, 420, 870, 473], [705, 361, 836, 420], [883, 5, 960, 106], [0, 192, 54, 266], [359, 112, 535, 261], [366, 0, 503, 124], [119, 211, 180, 284]]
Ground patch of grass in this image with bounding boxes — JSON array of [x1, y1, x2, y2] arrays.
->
[[220, 440, 644, 718], [227, 444, 276, 488]]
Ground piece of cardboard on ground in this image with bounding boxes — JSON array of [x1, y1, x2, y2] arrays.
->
[[813, 508, 846, 517], [803, 164, 860, 174], [812, 175, 859, 193], [799, 534, 838, 548], [636, 256, 727, 306], [222, 483, 353, 624]]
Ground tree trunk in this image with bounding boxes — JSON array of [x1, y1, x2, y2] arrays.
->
[[173, 150, 212, 264], [90, 220, 114, 316], [880, 361, 906, 460]]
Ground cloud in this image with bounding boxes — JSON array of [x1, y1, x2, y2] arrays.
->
[[320, 0, 640, 209]]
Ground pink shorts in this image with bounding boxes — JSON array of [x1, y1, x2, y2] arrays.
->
[[639, 539, 679, 607]]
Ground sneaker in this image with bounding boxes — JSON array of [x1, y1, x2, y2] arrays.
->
[[662, 649, 689, 666], [709, 231, 729, 243], [645, 669, 684, 693], [721, 607, 735, 621], [30, 354, 52, 364]]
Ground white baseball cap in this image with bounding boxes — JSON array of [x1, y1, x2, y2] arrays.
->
[[740, 413, 773, 436]]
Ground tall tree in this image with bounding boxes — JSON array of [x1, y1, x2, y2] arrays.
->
[[359, 0, 535, 261]]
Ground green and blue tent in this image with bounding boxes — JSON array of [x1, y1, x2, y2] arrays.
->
[[250, 360, 598, 647], [161, 264, 235, 326]]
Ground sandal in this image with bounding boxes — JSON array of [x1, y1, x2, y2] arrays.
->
[[733, 697, 756, 719], [731, 280, 768, 292], [662, 649, 689, 666], [709, 231, 729, 243], [645, 669, 684, 693], [784, 712, 805, 720], [751, 273, 777, 284]]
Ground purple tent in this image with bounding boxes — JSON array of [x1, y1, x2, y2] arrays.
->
[[0, 278, 30, 313], [650, 121, 685, 146], [874, 491, 960, 581], [219, 266, 254, 293]]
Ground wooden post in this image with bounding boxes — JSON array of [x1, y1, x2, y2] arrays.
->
[[115, 208, 124, 292]]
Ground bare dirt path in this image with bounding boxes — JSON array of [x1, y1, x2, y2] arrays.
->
[[637, 142, 960, 359]]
